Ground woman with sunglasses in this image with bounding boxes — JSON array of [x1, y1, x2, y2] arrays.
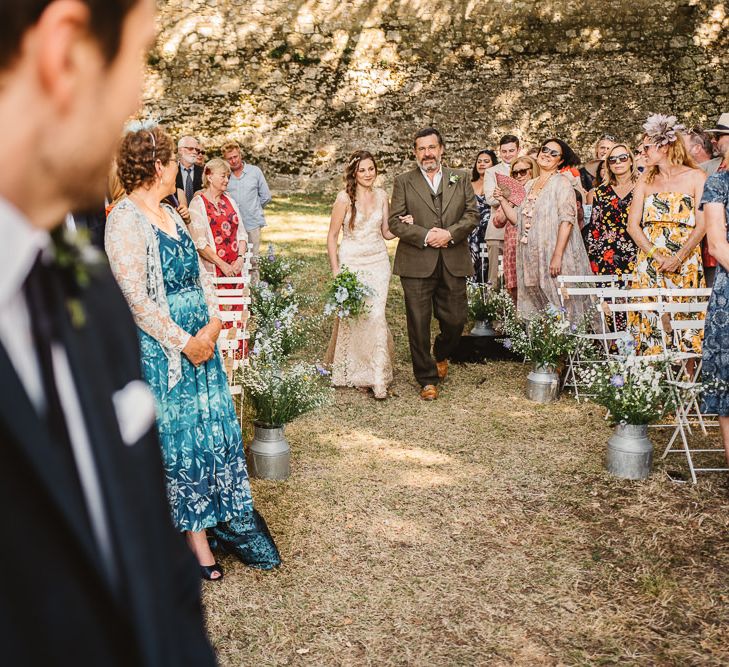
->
[[498, 138, 592, 321], [586, 144, 638, 278], [626, 114, 707, 356], [493, 156, 540, 302], [468, 149, 499, 282]]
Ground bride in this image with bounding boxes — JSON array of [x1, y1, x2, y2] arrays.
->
[[326, 150, 396, 399]]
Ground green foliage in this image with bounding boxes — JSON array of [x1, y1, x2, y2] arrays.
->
[[467, 282, 514, 324], [577, 354, 674, 426], [258, 243, 297, 290], [502, 304, 587, 368]]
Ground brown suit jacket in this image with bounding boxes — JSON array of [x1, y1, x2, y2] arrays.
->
[[388, 166, 479, 278]]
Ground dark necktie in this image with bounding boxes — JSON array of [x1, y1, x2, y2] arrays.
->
[[184, 167, 194, 203], [23, 255, 91, 524]]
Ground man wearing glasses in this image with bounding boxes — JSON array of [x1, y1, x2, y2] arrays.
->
[[175, 135, 204, 205]]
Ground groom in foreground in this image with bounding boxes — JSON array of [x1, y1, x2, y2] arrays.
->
[[389, 128, 479, 399], [0, 1, 215, 664]]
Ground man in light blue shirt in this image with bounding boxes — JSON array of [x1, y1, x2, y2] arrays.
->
[[222, 140, 272, 282]]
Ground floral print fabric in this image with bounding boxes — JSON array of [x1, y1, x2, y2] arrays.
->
[[138, 224, 253, 532], [586, 184, 637, 277], [468, 193, 491, 282], [700, 172, 729, 414], [628, 191, 705, 355]]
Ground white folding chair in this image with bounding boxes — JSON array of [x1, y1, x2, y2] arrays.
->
[[657, 293, 726, 483]]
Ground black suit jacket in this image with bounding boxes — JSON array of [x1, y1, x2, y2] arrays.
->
[[175, 164, 204, 199], [0, 262, 217, 666]]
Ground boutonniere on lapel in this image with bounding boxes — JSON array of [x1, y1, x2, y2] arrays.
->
[[448, 173, 461, 187], [50, 226, 104, 329]]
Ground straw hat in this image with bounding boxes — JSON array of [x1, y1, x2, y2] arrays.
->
[[706, 113, 729, 134]]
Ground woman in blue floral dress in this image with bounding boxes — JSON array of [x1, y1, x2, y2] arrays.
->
[[106, 127, 279, 580], [699, 167, 729, 466]]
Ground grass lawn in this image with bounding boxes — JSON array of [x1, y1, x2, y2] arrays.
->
[[204, 194, 729, 666]]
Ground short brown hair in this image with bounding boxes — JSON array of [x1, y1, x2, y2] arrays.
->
[[221, 141, 241, 156], [117, 126, 175, 194], [0, 0, 139, 71]]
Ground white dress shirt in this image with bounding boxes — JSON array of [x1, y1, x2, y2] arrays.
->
[[0, 198, 115, 581], [420, 166, 443, 193]]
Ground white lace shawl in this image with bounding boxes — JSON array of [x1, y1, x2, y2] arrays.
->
[[105, 197, 219, 391]]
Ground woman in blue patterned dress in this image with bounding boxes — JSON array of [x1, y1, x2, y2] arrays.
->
[[106, 127, 279, 580], [700, 167, 729, 466], [468, 149, 498, 282]]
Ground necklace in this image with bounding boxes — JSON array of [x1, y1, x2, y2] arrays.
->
[[131, 194, 174, 235], [520, 173, 554, 244]]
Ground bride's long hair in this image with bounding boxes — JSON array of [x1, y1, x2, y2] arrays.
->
[[344, 150, 377, 231]]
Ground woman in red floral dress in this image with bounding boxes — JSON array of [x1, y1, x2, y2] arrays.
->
[[586, 144, 638, 277], [189, 158, 249, 357]]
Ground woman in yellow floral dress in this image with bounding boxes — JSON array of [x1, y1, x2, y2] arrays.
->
[[626, 114, 707, 355]]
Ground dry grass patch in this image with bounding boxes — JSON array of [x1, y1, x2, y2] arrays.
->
[[205, 195, 729, 666]]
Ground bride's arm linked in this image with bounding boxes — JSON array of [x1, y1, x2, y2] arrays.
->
[[387, 174, 429, 247], [326, 191, 348, 275], [380, 189, 396, 240]]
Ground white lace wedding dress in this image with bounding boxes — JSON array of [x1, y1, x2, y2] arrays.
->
[[329, 188, 394, 396]]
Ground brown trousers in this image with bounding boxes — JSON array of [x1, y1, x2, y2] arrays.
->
[[400, 256, 467, 387]]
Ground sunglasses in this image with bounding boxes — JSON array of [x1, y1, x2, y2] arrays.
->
[[181, 146, 201, 153], [540, 146, 562, 158], [608, 153, 631, 165], [512, 168, 532, 178]]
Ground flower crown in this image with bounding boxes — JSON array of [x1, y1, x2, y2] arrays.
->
[[642, 114, 685, 146]]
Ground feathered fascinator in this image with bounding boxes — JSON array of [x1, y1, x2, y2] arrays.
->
[[123, 118, 158, 133], [642, 114, 686, 146]]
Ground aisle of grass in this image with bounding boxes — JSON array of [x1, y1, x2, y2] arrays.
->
[[204, 194, 729, 667]]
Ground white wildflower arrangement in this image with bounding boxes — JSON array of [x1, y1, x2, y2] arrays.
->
[[250, 279, 299, 323], [250, 299, 318, 357], [468, 281, 514, 327], [323, 266, 372, 319], [577, 351, 674, 425], [242, 336, 333, 427], [258, 244, 298, 290], [501, 303, 588, 368]]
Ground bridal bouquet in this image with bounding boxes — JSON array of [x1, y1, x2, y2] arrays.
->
[[323, 266, 372, 320], [577, 355, 674, 425]]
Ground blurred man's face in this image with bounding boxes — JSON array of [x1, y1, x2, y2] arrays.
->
[[47, 0, 157, 216]]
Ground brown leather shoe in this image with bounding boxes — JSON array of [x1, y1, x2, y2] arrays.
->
[[419, 384, 438, 401], [436, 360, 449, 380]]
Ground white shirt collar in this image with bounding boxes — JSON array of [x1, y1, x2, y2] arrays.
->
[[419, 166, 443, 192], [0, 197, 49, 307]]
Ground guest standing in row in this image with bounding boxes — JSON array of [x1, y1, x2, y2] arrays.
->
[[468, 149, 498, 282], [700, 167, 729, 466], [492, 156, 540, 303], [223, 141, 272, 283], [188, 158, 248, 277], [626, 115, 706, 355], [498, 139, 593, 322], [106, 127, 279, 581], [586, 143, 638, 278], [176, 135, 203, 205], [483, 134, 521, 285]]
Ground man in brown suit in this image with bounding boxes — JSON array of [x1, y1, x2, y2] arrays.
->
[[389, 128, 479, 399]]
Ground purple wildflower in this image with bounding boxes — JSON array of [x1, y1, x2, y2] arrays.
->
[[610, 374, 625, 388]]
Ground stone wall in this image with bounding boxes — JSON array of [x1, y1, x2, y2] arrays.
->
[[145, 0, 729, 192]]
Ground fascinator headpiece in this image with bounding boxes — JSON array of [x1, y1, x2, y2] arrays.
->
[[642, 114, 685, 146]]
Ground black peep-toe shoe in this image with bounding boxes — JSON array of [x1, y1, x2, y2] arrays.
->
[[199, 563, 224, 581]]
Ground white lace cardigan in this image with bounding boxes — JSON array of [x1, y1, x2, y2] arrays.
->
[[105, 197, 219, 391]]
